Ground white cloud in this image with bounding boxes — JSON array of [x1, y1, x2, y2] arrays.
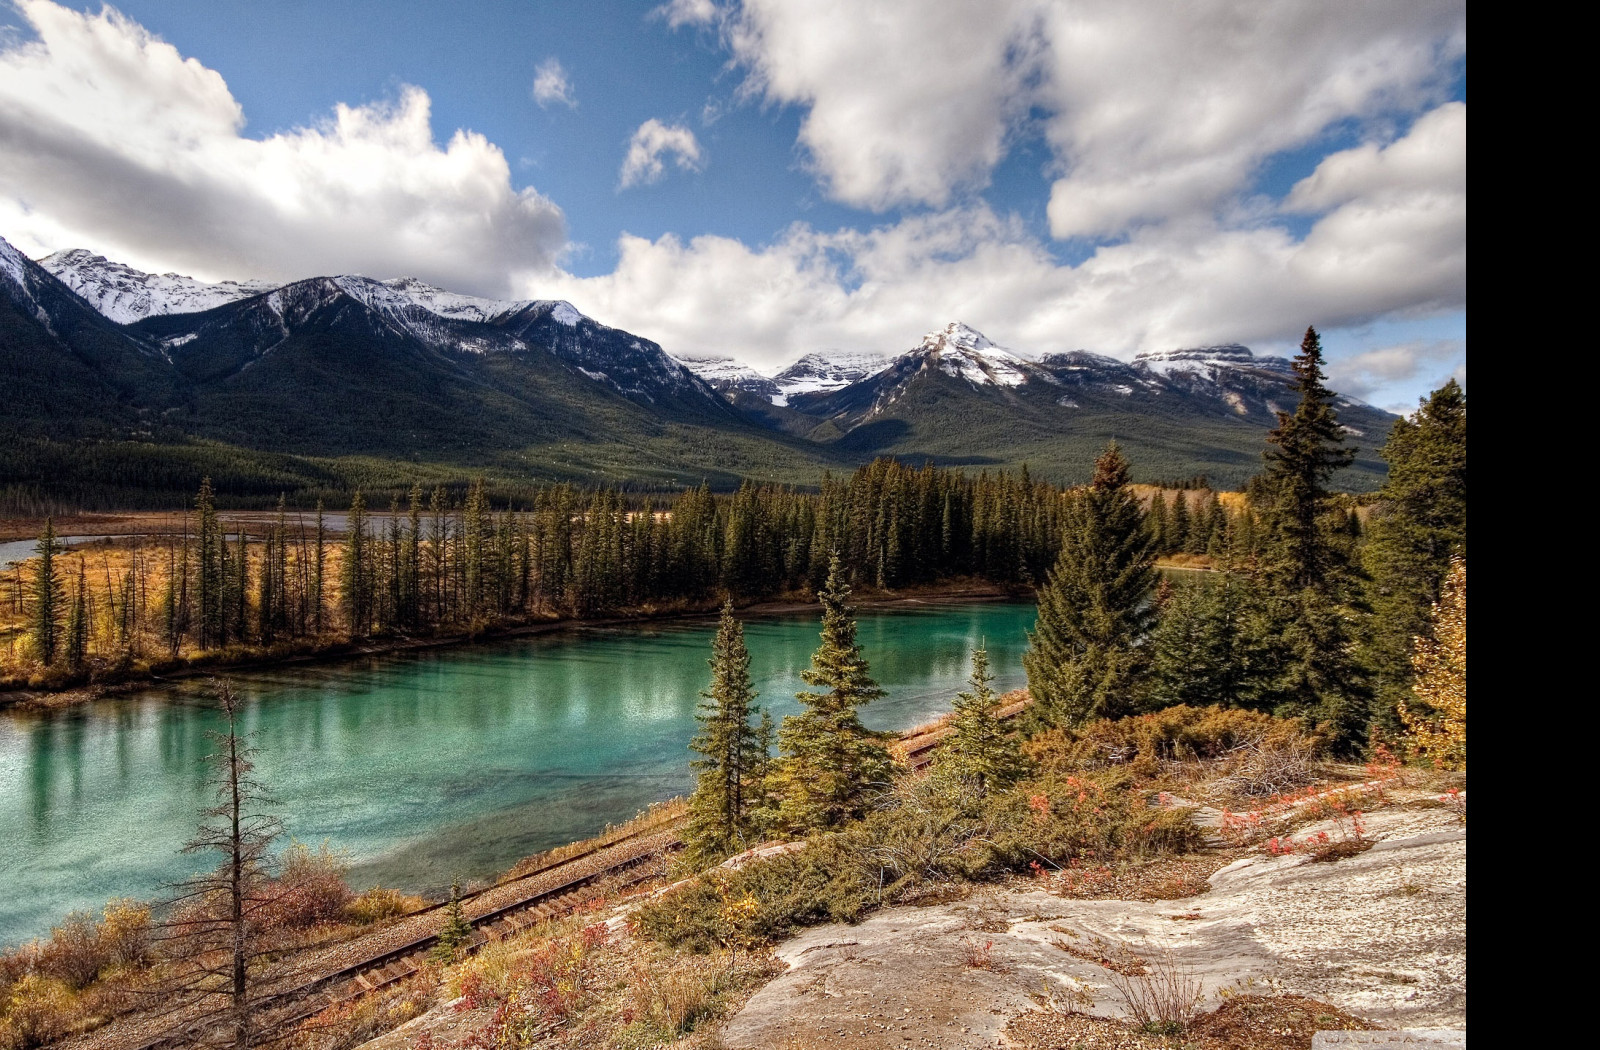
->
[[0, 0, 564, 295], [539, 104, 1464, 372], [714, 0, 1464, 234], [1286, 101, 1465, 213], [618, 119, 703, 189], [531, 58, 576, 109], [1325, 338, 1465, 405], [654, 0, 720, 29]]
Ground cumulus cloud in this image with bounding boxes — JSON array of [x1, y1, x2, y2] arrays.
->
[[710, 0, 1464, 234], [0, 0, 564, 294], [1325, 338, 1465, 407], [539, 103, 1464, 370], [618, 119, 703, 189], [532, 58, 576, 109]]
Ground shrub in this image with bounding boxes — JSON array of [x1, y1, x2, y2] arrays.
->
[[0, 974, 78, 1050], [345, 888, 423, 925], [262, 843, 352, 931], [1024, 704, 1323, 783], [635, 768, 1203, 953]]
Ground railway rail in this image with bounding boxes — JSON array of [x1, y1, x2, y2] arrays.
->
[[103, 699, 1034, 1049]]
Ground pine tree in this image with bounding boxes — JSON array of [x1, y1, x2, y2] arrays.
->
[[684, 602, 769, 862], [1362, 380, 1467, 731], [312, 500, 327, 635], [935, 646, 1025, 794], [196, 478, 222, 649], [1147, 490, 1169, 553], [1257, 327, 1356, 593], [1169, 491, 1190, 555], [774, 553, 893, 832], [30, 518, 62, 666], [1023, 444, 1158, 728], [431, 879, 474, 962], [64, 558, 89, 672], [342, 491, 369, 635], [1148, 577, 1244, 709], [1245, 327, 1367, 742]]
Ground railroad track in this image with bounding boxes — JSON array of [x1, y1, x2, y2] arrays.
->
[[124, 832, 681, 1050], [117, 700, 1034, 1048]]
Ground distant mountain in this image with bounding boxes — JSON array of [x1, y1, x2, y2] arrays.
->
[[4, 237, 1396, 494], [40, 249, 275, 324], [700, 322, 1397, 488]]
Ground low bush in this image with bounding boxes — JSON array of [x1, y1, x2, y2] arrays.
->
[[635, 768, 1203, 953], [263, 843, 353, 930], [0, 974, 77, 1050], [1024, 705, 1323, 784], [345, 887, 424, 925]]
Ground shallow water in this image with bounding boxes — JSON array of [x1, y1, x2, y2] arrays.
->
[[0, 600, 1036, 945]]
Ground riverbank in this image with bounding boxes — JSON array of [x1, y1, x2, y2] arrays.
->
[[0, 580, 1027, 712]]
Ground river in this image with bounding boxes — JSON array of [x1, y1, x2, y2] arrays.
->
[[0, 600, 1036, 945]]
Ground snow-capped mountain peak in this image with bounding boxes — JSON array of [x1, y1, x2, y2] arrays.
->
[[39, 249, 274, 324], [912, 321, 1029, 388]]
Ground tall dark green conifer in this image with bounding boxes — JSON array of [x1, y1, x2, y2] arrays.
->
[[342, 491, 369, 635], [1023, 444, 1158, 727], [29, 518, 61, 666], [1362, 380, 1467, 731], [774, 553, 893, 832], [935, 646, 1025, 794], [685, 602, 769, 862], [1148, 578, 1244, 708], [64, 558, 90, 672], [1257, 327, 1355, 592], [1246, 326, 1366, 743]]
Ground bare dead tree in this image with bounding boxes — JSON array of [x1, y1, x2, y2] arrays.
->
[[159, 678, 285, 1048]]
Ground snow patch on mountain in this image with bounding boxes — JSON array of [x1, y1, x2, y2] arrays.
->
[[772, 351, 891, 397], [913, 322, 1031, 388], [39, 249, 273, 324]]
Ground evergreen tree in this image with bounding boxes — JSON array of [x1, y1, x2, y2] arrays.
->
[[30, 518, 62, 666], [64, 558, 89, 672], [312, 500, 327, 635], [684, 602, 769, 861], [1257, 327, 1355, 593], [1362, 380, 1467, 731], [774, 553, 893, 832], [1147, 490, 1169, 553], [1169, 491, 1190, 554], [342, 491, 370, 635], [1023, 444, 1158, 727], [1148, 577, 1245, 709], [431, 879, 473, 962], [935, 646, 1025, 794], [196, 478, 223, 649], [1241, 327, 1369, 743]]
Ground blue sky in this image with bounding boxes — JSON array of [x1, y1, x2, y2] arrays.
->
[[0, 0, 1466, 412]]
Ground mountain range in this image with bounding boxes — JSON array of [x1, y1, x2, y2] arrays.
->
[[1, 236, 1395, 500]]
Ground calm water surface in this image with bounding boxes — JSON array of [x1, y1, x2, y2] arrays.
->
[[0, 601, 1035, 945]]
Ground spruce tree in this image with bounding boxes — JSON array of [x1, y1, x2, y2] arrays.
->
[[685, 601, 769, 861], [1023, 444, 1158, 728], [1362, 380, 1467, 731], [64, 558, 89, 672], [342, 491, 369, 636], [1257, 327, 1355, 592], [1148, 577, 1244, 709], [935, 646, 1025, 794], [1245, 327, 1367, 743], [1169, 491, 1190, 555], [1147, 490, 1169, 552], [30, 518, 61, 666], [774, 553, 893, 832], [431, 879, 473, 962]]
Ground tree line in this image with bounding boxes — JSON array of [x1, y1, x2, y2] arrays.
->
[[12, 460, 1070, 678]]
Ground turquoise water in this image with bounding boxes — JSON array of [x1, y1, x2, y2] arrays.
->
[[0, 601, 1036, 946]]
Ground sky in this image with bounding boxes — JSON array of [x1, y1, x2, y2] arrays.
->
[[0, 0, 1466, 413]]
